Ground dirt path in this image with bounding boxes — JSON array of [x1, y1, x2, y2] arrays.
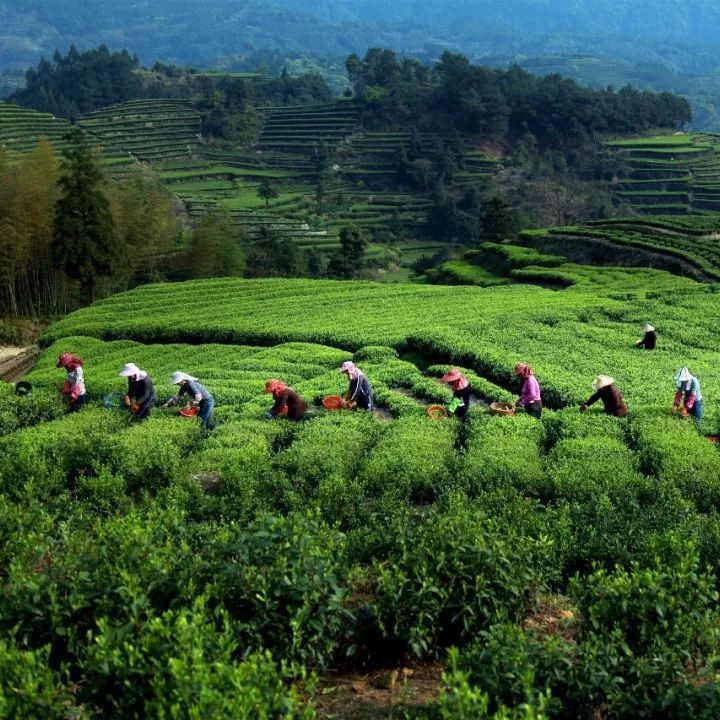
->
[[315, 662, 443, 719], [0, 345, 41, 383]]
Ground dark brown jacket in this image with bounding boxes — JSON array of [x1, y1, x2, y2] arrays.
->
[[271, 387, 306, 420], [586, 384, 627, 417]]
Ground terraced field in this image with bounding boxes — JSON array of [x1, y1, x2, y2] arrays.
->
[[78, 98, 201, 162], [516, 215, 720, 283], [257, 100, 362, 153], [607, 133, 720, 214], [0, 101, 131, 168]]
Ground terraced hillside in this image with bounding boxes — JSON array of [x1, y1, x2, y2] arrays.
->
[[256, 100, 361, 153], [78, 98, 201, 162], [607, 133, 720, 215], [515, 214, 720, 282], [0, 101, 135, 168]]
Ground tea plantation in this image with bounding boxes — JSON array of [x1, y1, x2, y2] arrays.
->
[[3, 270, 720, 718]]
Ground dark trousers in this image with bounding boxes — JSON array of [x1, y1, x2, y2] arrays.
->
[[69, 394, 88, 412], [524, 400, 542, 419], [453, 387, 471, 421], [134, 398, 155, 421]]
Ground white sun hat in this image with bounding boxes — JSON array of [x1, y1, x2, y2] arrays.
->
[[339, 360, 355, 373], [119, 362, 141, 377], [641, 323, 655, 332], [170, 371, 198, 385], [676, 367, 692, 383], [592, 375, 614, 391]]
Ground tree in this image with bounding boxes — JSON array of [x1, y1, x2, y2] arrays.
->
[[257, 178, 279, 207], [329, 224, 367, 279], [52, 129, 121, 303], [186, 209, 244, 279], [481, 194, 516, 243]]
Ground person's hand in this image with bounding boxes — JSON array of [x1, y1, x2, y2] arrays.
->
[[680, 407, 688, 418], [672, 403, 679, 414], [265, 412, 274, 420], [123, 395, 131, 407], [131, 403, 140, 414], [579, 404, 587, 413], [160, 402, 168, 409]]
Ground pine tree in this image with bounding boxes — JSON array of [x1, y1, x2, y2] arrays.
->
[[52, 128, 121, 303]]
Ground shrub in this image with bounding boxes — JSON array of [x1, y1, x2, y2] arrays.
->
[[372, 501, 548, 658], [0, 641, 79, 719], [80, 601, 315, 718], [207, 513, 350, 669]]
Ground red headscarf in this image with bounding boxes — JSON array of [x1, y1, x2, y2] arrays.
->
[[514, 363, 533, 380], [264, 379, 287, 397], [57, 352, 83, 371]]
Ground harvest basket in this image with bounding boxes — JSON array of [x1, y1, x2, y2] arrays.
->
[[14, 381, 32, 396], [179, 405, 199, 417], [103, 392, 125, 410], [426, 404, 448, 420], [322, 395, 344, 410], [490, 401, 516, 417]]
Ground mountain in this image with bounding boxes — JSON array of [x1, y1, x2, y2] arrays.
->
[[4, 0, 720, 127]]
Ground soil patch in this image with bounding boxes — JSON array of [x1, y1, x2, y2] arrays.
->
[[0, 345, 41, 383], [315, 662, 443, 719]]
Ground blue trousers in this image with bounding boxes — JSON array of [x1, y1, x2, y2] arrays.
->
[[199, 396, 215, 431], [689, 398, 703, 430]]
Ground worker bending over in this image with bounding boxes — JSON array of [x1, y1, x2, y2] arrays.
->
[[57, 352, 87, 412], [119, 363, 156, 420], [514, 363, 543, 418], [162, 371, 215, 432], [339, 361, 374, 411], [636, 323, 656, 350], [673, 367, 703, 428], [264, 379, 306, 420], [441, 368, 470, 421], [581, 375, 627, 417]]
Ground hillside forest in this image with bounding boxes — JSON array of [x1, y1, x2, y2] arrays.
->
[[0, 46, 692, 325]]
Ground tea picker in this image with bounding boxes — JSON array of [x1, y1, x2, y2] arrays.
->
[[264, 379, 306, 420], [672, 367, 703, 428], [338, 361, 374, 411], [513, 363, 543, 419], [118, 363, 156, 421], [441, 368, 470, 421], [162, 371, 215, 431], [636, 323, 656, 350], [56, 352, 87, 412], [580, 375, 627, 417]]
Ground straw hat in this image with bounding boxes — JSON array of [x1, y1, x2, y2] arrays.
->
[[442, 368, 462, 383], [591, 375, 614, 391], [119, 362, 141, 377], [641, 323, 655, 332], [170, 371, 198, 385]]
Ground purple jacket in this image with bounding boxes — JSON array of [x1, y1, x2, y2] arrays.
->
[[517, 375, 541, 406]]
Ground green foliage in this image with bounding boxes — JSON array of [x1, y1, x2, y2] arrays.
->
[[209, 514, 349, 668], [81, 601, 316, 718], [10, 45, 143, 118], [52, 128, 121, 302], [372, 501, 548, 657], [0, 641, 79, 719], [185, 208, 245, 279]]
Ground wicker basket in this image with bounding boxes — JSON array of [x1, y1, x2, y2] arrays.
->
[[426, 404, 448, 420], [489, 401, 516, 417]]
